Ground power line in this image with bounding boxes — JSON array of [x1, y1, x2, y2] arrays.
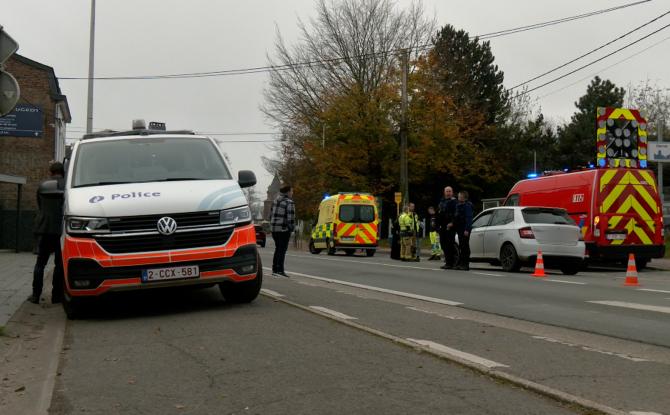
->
[[517, 21, 670, 97], [509, 9, 670, 90], [477, 0, 651, 40], [58, 1, 650, 81], [538, 34, 670, 99]]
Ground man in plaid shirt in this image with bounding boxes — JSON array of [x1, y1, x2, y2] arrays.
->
[[270, 184, 295, 277]]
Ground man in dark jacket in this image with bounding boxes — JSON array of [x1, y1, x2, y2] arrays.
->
[[454, 190, 474, 271], [270, 184, 295, 278], [29, 162, 65, 304], [437, 186, 457, 269]]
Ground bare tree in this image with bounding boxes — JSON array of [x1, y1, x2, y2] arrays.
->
[[263, 0, 435, 131], [625, 79, 670, 137]]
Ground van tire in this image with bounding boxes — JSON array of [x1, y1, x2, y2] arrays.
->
[[344, 249, 355, 256], [366, 249, 375, 257], [500, 243, 521, 272], [62, 290, 86, 320], [219, 256, 262, 303], [326, 239, 336, 255], [309, 239, 322, 254]]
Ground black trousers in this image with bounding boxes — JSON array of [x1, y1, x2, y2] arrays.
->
[[440, 228, 456, 265], [272, 231, 291, 273], [33, 234, 64, 298], [457, 230, 470, 267]]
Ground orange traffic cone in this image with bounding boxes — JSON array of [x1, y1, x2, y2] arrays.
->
[[624, 253, 640, 286], [532, 249, 546, 278]]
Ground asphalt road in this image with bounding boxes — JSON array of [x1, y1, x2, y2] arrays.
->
[[19, 243, 666, 414], [265, 247, 670, 347], [47, 287, 581, 415]]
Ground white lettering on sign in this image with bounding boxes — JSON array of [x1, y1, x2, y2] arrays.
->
[[572, 194, 584, 203]]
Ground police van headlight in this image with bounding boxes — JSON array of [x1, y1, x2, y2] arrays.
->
[[219, 206, 251, 226], [66, 217, 110, 234]]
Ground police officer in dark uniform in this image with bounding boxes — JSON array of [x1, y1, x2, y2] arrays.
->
[[454, 190, 474, 271], [29, 162, 65, 304], [438, 186, 458, 269]]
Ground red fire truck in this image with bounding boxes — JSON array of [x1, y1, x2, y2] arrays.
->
[[503, 168, 664, 267]]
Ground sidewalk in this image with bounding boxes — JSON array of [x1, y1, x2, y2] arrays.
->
[[0, 251, 38, 327]]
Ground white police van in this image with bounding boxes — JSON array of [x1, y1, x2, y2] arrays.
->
[[60, 120, 261, 318]]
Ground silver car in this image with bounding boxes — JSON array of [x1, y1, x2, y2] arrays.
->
[[469, 206, 585, 275]]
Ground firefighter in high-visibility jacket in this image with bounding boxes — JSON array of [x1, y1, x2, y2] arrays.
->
[[399, 203, 420, 262]]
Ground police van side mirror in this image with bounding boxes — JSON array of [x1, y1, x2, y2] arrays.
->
[[238, 170, 256, 188]]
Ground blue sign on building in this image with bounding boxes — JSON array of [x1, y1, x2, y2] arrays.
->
[[0, 104, 43, 137]]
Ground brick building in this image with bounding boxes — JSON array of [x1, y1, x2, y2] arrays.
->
[[0, 54, 71, 250]]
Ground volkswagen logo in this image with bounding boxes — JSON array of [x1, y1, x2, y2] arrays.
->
[[157, 217, 177, 235]]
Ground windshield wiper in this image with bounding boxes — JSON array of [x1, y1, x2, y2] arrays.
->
[[74, 181, 132, 188]]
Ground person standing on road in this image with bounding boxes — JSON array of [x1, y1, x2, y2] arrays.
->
[[438, 186, 457, 269], [427, 206, 441, 261], [270, 184, 295, 278], [399, 203, 420, 262], [29, 162, 66, 304], [454, 190, 474, 271]]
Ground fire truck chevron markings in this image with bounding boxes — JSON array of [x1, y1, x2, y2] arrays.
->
[[588, 301, 670, 314]]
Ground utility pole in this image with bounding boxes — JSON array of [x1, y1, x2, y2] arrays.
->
[[659, 119, 665, 205], [400, 49, 409, 207], [86, 0, 96, 134]]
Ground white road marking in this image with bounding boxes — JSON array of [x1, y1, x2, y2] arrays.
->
[[406, 306, 460, 320], [284, 270, 463, 306], [309, 306, 357, 320], [637, 288, 670, 294], [532, 336, 648, 362], [630, 411, 664, 415], [543, 279, 587, 285], [260, 288, 285, 297], [407, 339, 509, 368], [588, 300, 670, 315], [472, 271, 503, 277]]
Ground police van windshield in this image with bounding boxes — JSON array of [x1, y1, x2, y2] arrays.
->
[[339, 205, 375, 223], [72, 137, 232, 187]]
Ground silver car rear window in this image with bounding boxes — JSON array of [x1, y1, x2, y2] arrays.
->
[[522, 208, 575, 225]]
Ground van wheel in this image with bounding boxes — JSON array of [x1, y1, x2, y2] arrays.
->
[[309, 239, 322, 254], [500, 243, 521, 272], [62, 289, 86, 320], [344, 249, 355, 256], [219, 256, 262, 303], [326, 239, 336, 255], [366, 249, 375, 257]]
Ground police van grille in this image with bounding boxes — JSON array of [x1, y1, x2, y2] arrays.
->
[[95, 228, 234, 254], [108, 211, 220, 232]]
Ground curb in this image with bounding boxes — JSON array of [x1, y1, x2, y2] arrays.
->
[[261, 280, 628, 415]]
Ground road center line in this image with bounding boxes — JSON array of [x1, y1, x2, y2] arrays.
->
[[407, 339, 509, 368], [629, 411, 664, 415], [472, 271, 504, 277], [543, 279, 587, 285], [279, 269, 463, 306], [637, 288, 670, 294], [406, 306, 460, 320], [587, 300, 670, 315], [287, 253, 439, 271], [260, 288, 285, 297], [309, 306, 357, 320]]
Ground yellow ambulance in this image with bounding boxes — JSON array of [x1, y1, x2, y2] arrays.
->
[[309, 193, 379, 257]]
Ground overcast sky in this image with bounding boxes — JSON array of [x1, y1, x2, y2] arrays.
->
[[3, 0, 669, 195]]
